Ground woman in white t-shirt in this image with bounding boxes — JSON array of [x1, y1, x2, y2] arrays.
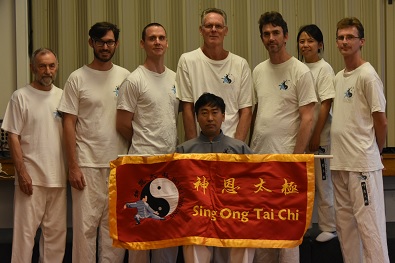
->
[[297, 24, 337, 242]]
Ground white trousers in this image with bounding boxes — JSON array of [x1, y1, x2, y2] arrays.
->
[[128, 247, 179, 263], [253, 247, 299, 263], [314, 145, 336, 232], [12, 185, 67, 263], [183, 245, 255, 263], [72, 167, 125, 263], [332, 170, 389, 263]]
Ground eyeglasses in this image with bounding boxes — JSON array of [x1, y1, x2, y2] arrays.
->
[[93, 39, 116, 47], [202, 24, 226, 31], [336, 35, 361, 41]]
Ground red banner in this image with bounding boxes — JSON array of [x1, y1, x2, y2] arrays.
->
[[109, 153, 315, 250]]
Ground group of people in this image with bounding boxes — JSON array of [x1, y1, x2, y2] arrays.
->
[[1, 7, 389, 263]]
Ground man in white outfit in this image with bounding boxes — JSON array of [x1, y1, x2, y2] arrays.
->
[[330, 17, 389, 263], [176, 7, 253, 143], [250, 12, 317, 263], [2, 48, 67, 262], [59, 22, 130, 263], [116, 23, 179, 263]]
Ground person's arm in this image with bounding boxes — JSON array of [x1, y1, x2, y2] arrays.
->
[[248, 104, 258, 147], [293, 102, 315, 154], [8, 133, 32, 195], [234, 106, 252, 142], [63, 113, 85, 190], [181, 101, 197, 140], [116, 109, 134, 145], [124, 202, 137, 209], [309, 99, 332, 152], [372, 111, 387, 154]]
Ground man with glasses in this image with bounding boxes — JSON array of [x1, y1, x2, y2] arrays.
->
[[58, 22, 130, 263], [175, 7, 253, 144], [330, 17, 389, 262]]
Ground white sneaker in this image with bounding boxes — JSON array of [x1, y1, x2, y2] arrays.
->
[[316, 231, 337, 242]]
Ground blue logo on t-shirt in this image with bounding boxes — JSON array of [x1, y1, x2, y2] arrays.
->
[[222, 74, 233, 84], [279, 80, 289, 90], [114, 86, 120, 97], [344, 87, 353, 98]]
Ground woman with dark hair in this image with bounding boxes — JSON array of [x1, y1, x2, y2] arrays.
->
[[297, 24, 337, 243]]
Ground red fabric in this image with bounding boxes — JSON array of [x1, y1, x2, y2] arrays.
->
[[109, 153, 315, 250]]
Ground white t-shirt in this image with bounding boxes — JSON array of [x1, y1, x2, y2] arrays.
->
[[175, 48, 253, 138], [330, 62, 385, 172], [58, 64, 130, 167], [2, 85, 66, 187], [305, 58, 335, 146], [117, 65, 179, 155], [250, 57, 317, 154]]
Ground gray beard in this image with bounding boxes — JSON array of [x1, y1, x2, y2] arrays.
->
[[38, 77, 54, 87]]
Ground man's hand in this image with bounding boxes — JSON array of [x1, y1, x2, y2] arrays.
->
[[17, 171, 33, 195], [8, 132, 33, 195], [68, 166, 86, 190], [308, 133, 320, 152], [182, 101, 198, 140]]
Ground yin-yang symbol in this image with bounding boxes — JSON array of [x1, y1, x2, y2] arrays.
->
[[141, 178, 179, 218]]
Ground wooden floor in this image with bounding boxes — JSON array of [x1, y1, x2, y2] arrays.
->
[[1, 223, 394, 263]]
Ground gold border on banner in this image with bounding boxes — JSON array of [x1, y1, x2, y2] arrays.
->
[[109, 153, 315, 250]]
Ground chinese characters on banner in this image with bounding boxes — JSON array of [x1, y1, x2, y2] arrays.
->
[[109, 153, 315, 250]]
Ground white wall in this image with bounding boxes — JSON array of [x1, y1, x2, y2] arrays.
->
[[0, 0, 16, 229], [0, 0, 32, 228], [0, 0, 16, 118]]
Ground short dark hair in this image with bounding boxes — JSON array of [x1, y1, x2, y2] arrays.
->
[[195, 93, 226, 115], [30, 48, 58, 66], [297, 24, 324, 60], [89, 22, 120, 41], [258, 11, 288, 37], [201, 8, 227, 26], [336, 17, 364, 39], [141, 23, 166, 41]]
